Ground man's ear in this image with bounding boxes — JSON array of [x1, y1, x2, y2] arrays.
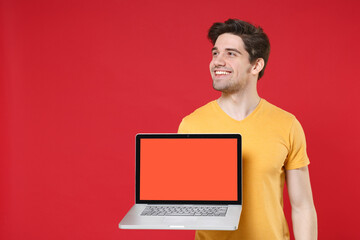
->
[[251, 58, 265, 76]]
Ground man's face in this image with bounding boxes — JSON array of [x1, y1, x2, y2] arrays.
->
[[210, 33, 253, 93]]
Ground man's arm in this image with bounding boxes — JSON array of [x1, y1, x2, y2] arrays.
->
[[286, 166, 317, 240]]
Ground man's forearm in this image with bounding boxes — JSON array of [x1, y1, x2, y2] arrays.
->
[[292, 206, 318, 240]]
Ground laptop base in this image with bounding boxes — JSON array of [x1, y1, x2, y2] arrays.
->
[[119, 204, 242, 230]]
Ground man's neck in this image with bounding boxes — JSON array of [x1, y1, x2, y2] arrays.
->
[[217, 91, 261, 121]]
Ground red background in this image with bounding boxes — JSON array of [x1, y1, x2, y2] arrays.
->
[[1, 0, 359, 239]]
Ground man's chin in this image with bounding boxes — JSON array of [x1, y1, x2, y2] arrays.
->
[[212, 84, 222, 92], [213, 82, 229, 92], [212, 84, 239, 94]]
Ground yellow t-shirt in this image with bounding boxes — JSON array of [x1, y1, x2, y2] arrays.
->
[[178, 99, 309, 240]]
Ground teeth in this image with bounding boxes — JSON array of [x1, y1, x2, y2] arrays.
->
[[215, 71, 230, 75]]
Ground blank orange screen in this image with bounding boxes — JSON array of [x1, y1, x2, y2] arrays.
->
[[139, 138, 238, 201]]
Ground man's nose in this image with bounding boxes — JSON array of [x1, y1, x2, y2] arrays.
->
[[213, 54, 226, 66]]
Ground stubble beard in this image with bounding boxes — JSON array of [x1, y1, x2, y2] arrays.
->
[[212, 77, 242, 94], [211, 66, 253, 94]]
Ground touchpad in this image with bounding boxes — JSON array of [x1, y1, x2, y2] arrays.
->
[[163, 216, 198, 225]]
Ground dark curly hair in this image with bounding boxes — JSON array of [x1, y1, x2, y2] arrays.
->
[[208, 19, 270, 80]]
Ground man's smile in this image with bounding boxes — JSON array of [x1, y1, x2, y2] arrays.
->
[[213, 69, 232, 76]]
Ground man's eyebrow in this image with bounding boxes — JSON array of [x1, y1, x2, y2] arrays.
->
[[225, 48, 242, 54], [211, 47, 242, 54]]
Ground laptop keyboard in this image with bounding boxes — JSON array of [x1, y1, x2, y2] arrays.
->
[[140, 205, 228, 216]]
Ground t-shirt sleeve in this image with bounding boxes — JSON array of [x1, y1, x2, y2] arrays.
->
[[284, 118, 310, 170], [177, 118, 189, 133]]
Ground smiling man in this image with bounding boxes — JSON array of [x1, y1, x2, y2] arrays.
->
[[178, 19, 317, 240]]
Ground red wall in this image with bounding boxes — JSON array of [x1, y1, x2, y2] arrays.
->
[[1, 0, 360, 239]]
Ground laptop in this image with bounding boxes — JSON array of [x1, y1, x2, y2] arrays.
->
[[119, 133, 242, 230]]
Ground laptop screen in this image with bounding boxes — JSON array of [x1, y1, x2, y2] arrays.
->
[[135, 134, 242, 204]]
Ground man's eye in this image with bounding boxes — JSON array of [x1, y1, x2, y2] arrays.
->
[[228, 52, 236, 56], [212, 52, 218, 56]]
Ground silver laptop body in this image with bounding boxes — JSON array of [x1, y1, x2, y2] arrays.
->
[[119, 133, 242, 230]]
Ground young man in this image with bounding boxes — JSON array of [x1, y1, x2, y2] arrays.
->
[[178, 19, 317, 240]]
